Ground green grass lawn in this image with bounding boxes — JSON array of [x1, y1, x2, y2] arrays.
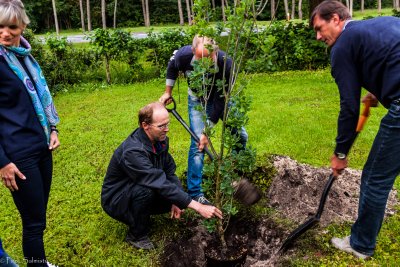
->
[[0, 70, 398, 266]]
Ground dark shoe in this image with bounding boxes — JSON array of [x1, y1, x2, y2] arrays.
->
[[193, 195, 212, 205], [125, 232, 154, 250]]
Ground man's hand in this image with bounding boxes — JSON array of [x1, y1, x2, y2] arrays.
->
[[159, 92, 172, 105], [188, 200, 223, 219], [198, 134, 209, 152], [49, 131, 60, 150], [362, 92, 379, 107], [0, 163, 26, 191], [170, 204, 184, 219], [330, 154, 348, 177]]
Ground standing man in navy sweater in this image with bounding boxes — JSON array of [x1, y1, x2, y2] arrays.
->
[[159, 35, 248, 205], [311, 0, 400, 260]]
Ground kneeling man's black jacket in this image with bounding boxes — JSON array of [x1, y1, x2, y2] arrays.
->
[[101, 128, 192, 218]]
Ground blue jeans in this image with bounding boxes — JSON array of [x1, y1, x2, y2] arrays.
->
[[11, 150, 52, 267], [187, 94, 248, 197], [350, 102, 400, 256]]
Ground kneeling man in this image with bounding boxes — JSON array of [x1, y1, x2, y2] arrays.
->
[[101, 102, 222, 249]]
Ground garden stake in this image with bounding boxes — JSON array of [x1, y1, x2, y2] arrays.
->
[[165, 97, 261, 206], [279, 101, 371, 252]]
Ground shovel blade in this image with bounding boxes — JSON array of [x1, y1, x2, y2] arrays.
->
[[279, 216, 319, 252], [233, 179, 262, 206]]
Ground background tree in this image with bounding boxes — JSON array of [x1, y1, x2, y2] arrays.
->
[[141, 0, 151, 27], [101, 0, 106, 29], [361, 0, 365, 13], [271, 0, 276, 19], [291, 0, 295, 19], [186, 0, 193, 25], [113, 0, 118, 28], [298, 0, 303, 19], [283, 0, 289, 19], [52, 0, 60, 35], [178, 0, 184, 25], [79, 0, 86, 31], [87, 0, 92, 31]]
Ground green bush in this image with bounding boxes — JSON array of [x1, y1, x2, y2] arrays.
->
[[245, 22, 329, 72], [144, 28, 193, 77]]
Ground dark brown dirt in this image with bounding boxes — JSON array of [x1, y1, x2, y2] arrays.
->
[[160, 155, 398, 266]]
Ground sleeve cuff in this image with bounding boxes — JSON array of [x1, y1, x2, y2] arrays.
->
[[166, 79, 176, 87]]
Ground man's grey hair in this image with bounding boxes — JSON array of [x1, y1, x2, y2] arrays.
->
[[192, 34, 219, 53], [0, 0, 30, 26]]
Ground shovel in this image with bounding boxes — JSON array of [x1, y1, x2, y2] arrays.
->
[[165, 97, 261, 206], [279, 101, 371, 252]]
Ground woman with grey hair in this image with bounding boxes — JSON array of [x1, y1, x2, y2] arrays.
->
[[0, 0, 60, 266]]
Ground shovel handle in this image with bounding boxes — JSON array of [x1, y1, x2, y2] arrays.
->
[[356, 101, 371, 133], [166, 97, 215, 161]]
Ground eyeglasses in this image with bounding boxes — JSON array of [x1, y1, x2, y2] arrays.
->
[[150, 122, 170, 130]]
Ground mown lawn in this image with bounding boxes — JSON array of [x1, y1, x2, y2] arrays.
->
[[0, 69, 398, 266]]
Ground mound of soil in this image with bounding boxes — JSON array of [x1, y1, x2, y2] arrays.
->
[[269, 155, 398, 226], [160, 155, 398, 266]]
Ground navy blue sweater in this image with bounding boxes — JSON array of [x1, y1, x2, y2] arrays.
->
[[166, 45, 232, 123], [330, 16, 400, 154], [0, 55, 47, 168]]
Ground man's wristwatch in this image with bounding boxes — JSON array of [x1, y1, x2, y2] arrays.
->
[[335, 152, 346, 160]]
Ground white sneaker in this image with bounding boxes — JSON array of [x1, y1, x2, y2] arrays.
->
[[331, 236, 370, 260], [47, 262, 59, 267]]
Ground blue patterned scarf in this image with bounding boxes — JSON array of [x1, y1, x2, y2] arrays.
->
[[0, 36, 59, 144]]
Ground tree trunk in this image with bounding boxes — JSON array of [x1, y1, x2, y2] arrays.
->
[[105, 56, 111, 84], [349, 0, 353, 17], [141, 0, 150, 27], [271, 0, 275, 20], [309, 0, 324, 21], [177, 0, 184, 26], [113, 0, 117, 28], [141, 0, 146, 26], [291, 0, 295, 19], [378, 0, 382, 13], [211, 0, 215, 9], [145, 0, 150, 27], [51, 0, 60, 35], [79, 0, 85, 32], [298, 0, 302, 20], [185, 0, 192, 25], [86, 0, 92, 31], [284, 0, 290, 20], [361, 0, 364, 13], [101, 0, 106, 29], [345, 0, 349, 9], [256, 0, 269, 16]]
